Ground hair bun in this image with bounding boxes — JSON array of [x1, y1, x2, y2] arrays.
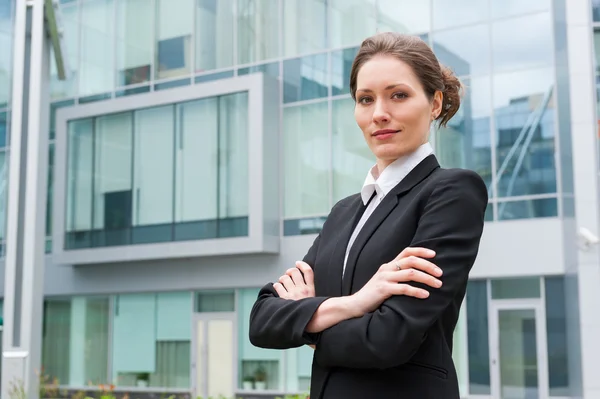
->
[[437, 65, 464, 128]]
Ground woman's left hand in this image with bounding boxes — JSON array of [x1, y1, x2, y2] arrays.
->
[[273, 261, 315, 300]]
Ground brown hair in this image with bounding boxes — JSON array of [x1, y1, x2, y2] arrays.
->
[[349, 32, 463, 128]]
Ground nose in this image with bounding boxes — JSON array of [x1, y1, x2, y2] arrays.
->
[[372, 100, 391, 124]]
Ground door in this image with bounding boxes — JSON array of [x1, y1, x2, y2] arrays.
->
[[490, 302, 548, 399], [192, 313, 237, 398]]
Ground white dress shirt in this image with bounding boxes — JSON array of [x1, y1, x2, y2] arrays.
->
[[342, 142, 434, 277]]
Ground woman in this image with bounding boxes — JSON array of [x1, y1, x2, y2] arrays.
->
[[249, 32, 488, 399]]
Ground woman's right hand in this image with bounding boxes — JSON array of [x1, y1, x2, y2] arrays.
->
[[350, 247, 442, 315]]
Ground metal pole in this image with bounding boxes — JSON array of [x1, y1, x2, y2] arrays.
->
[[2, 0, 50, 397]]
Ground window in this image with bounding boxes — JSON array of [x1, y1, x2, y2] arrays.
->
[[283, 0, 327, 57], [237, 0, 280, 64], [79, 0, 115, 96], [42, 297, 110, 386], [195, 0, 234, 72], [64, 92, 249, 249], [283, 54, 329, 103], [112, 292, 191, 389], [155, 0, 193, 79], [466, 280, 491, 395], [116, 0, 153, 87], [283, 101, 330, 219], [329, 0, 376, 49]]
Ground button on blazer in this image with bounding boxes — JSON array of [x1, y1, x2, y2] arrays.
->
[[249, 155, 488, 399]]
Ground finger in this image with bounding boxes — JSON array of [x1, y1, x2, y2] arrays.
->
[[273, 282, 287, 297], [386, 269, 442, 289], [395, 247, 436, 261], [385, 256, 442, 277], [286, 267, 305, 286], [295, 261, 315, 286], [278, 274, 296, 292], [389, 283, 430, 299]]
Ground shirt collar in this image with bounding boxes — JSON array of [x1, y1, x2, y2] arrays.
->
[[360, 142, 434, 205]]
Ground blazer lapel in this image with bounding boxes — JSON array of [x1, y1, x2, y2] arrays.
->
[[326, 195, 368, 297], [341, 155, 440, 295]]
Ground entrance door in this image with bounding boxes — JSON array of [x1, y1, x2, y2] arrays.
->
[[490, 302, 548, 399], [192, 313, 237, 398]]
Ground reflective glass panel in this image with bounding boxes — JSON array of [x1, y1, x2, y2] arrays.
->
[[493, 68, 556, 198], [283, 54, 328, 103], [283, 0, 327, 57], [432, 0, 489, 31], [467, 280, 491, 395], [377, 0, 430, 34], [498, 198, 558, 220], [594, 0, 600, 22], [0, 110, 7, 147], [432, 24, 490, 77], [116, 0, 153, 87], [156, 0, 194, 80], [492, 12, 553, 73], [544, 277, 570, 396], [435, 76, 493, 191], [80, 0, 115, 96], [332, 97, 374, 202], [0, 0, 12, 108], [331, 47, 358, 96], [284, 101, 330, 218], [0, 150, 6, 242], [329, 0, 376, 49], [195, 0, 234, 72], [50, 1, 78, 99], [491, 277, 541, 299], [237, 0, 280, 64], [491, 0, 550, 19]]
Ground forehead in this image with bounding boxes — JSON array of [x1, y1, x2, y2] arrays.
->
[[356, 55, 421, 90]]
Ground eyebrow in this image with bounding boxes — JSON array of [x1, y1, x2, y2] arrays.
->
[[356, 84, 409, 93]]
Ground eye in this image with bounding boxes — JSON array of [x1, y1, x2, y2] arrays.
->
[[357, 96, 373, 105], [392, 92, 408, 100]]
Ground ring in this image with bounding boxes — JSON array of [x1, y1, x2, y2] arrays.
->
[[396, 262, 401, 271]]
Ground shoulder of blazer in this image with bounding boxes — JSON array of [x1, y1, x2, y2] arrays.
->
[[427, 167, 489, 201]]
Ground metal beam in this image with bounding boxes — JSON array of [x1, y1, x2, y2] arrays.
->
[[2, 0, 51, 397]]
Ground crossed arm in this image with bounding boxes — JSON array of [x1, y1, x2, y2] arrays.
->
[[249, 171, 488, 367]]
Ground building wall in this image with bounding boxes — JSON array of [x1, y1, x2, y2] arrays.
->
[[1, 0, 599, 398]]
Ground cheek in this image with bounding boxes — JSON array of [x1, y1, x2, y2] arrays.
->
[[354, 108, 370, 133]]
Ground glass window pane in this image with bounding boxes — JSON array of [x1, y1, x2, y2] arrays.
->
[[283, 0, 327, 57], [133, 106, 174, 240], [498, 197, 558, 220], [491, 0, 550, 20], [50, 2, 78, 99], [377, 0, 430, 34], [435, 76, 493, 191], [0, 0, 12, 108], [42, 299, 71, 384], [46, 144, 55, 237], [113, 292, 191, 389], [237, 62, 279, 79], [0, 110, 7, 147], [66, 119, 94, 249], [116, 0, 153, 87], [196, 0, 234, 72], [466, 280, 491, 395], [0, 150, 6, 241], [594, 0, 600, 22], [237, 0, 280, 65], [196, 290, 235, 312], [80, 0, 115, 96], [492, 13, 553, 73], [545, 276, 571, 396], [453, 304, 468, 396], [494, 68, 557, 197], [491, 277, 541, 299], [329, 0, 376, 49], [332, 97, 374, 202], [156, 0, 194, 80], [331, 47, 358, 96], [433, 24, 490, 77], [238, 289, 283, 391], [93, 112, 133, 246], [284, 102, 330, 218], [218, 93, 249, 237], [283, 54, 328, 103], [175, 98, 218, 236], [433, 0, 488, 31]]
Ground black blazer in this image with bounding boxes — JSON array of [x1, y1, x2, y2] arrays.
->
[[249, 155, 488, 399]]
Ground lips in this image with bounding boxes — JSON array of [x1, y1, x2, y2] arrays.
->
[[372, 129, 400, 137]]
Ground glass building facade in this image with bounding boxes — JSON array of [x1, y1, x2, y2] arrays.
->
[[2, 0, 600, 398]]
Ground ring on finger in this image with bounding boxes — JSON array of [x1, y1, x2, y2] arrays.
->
[[395, 261, 401, 271]]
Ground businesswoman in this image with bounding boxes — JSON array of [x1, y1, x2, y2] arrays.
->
[[249, 32, 488, 399]]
